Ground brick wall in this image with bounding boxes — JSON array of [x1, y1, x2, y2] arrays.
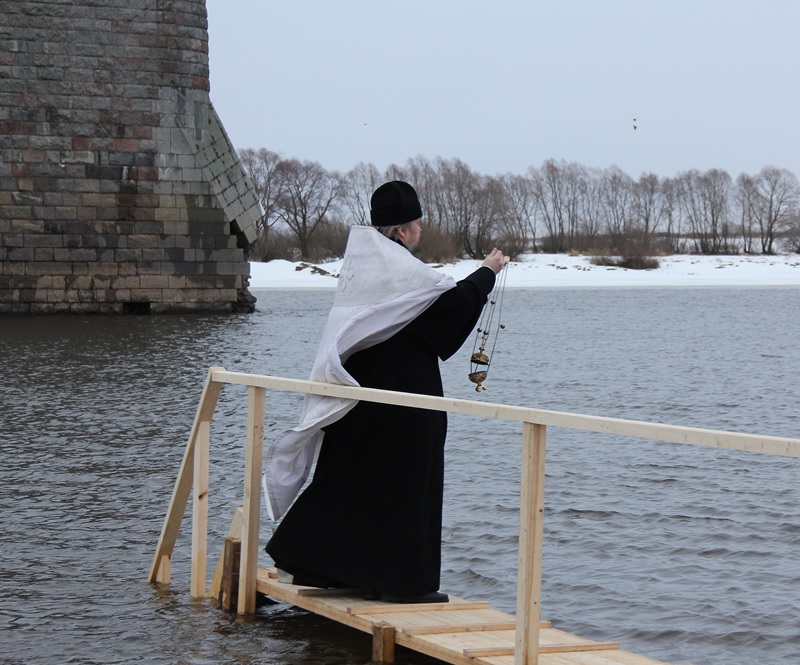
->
[[0, 0, 262, 314]]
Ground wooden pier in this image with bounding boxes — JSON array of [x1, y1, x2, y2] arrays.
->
[[255, 567, 672, 665], [149, 368, 800, 664]]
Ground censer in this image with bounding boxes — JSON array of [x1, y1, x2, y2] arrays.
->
[[468, 256, 509, 391]]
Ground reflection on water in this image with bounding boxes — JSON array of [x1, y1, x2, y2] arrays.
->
[[1, 288, 798, 665]]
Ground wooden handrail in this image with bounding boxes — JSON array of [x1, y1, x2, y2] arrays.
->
[[150, 367, 800, 665], [211, 370, 800, 458]]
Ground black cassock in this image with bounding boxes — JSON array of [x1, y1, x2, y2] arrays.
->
[[266, 266, 495, 595]]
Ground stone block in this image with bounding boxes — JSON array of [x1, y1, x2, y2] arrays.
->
[[65, 275, 95, 290], [117, 262, 138, 277], [139, 275, 170, 289], [115, 249, 142, 262], [167, 275, 186, 288], [215, 275, 237, 289], [24, 234, 63, 248], [10, 219, 45, 234], [195, 288, 221, 303], [4, 255, 30, 269], [127, 234, 159, 249], [81, 192, 117, 207], [137, 261, 163, 275], [141, 248, 166, 262], [70, 302, 102, 314], [111, 276, 141, 289], [26, 261, 72, 276], [128, 207, 156, 221], [130, 288, 161, 301], [93, 261, 120, 276]]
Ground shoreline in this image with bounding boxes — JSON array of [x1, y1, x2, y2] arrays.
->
[[248, 253, 800, 290]]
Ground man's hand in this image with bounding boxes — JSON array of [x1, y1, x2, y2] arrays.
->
[[481, 248, 507, 274]]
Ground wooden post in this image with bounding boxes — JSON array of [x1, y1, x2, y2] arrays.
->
[[148, 367, 224, 585], [515, 422, 546, 665], [371, 622, 396, 664], [238, 385, 265, 614], [208, 506, 244, 599], [219, 536, 241, 611], [190, 420, 210, 597]]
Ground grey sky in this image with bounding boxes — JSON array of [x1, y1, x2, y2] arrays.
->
[[206, 0, 800, 180]]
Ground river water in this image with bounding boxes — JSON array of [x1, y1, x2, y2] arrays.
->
[[1, 287, 798, 665]]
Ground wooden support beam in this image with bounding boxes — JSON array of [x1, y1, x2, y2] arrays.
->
[[402, 621, 550, 636], [515, 422, 546, 665], [219, 536, 241, 612], [190, 419, 210, 597], [237, 385, 265, 614], [539, 642, 621, 653], [371, 622, 396, 664], [466, 641, 622, 657], [464, 646, 515, 658], [348, 601, 492, 615], [148, 367, 224, 585], [208, 506, 243, 599]]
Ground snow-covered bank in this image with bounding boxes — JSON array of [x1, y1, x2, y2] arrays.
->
[[249, 254, 800, 289]]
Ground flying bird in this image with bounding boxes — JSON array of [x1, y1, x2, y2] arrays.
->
[[633, 117, 637, 130]]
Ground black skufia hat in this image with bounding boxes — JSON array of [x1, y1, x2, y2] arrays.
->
[[369, 181, 422, 227]]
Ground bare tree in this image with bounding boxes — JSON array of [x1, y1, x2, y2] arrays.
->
[[402, 156, 443, 230], [677, 168, 736, 254], [239, 147, 283, 259], [633, 172, 668, 247], [750, 166, 800, 254], [734, 173, 759, 254], [273, 158, 342, 261], [600, 166, 635, 250], [530, 160, 583, 252], [660, 176, 686, 252], [342, 161, 382, 226], [576, 167, 604, 249], [435, 158, 478, 256], [498, 172, 537, 254]]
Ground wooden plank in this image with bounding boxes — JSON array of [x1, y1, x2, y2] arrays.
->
[[403, 622, 550, 636], [190, 419, 210, 597], [539, 641, 621, 653], [297, 587, 362, 597], [348, 601, 492, 615], [208, 506, 243, 598], [515, 423, 545, 665], [464, 646, 514, 658], [211, 370, 800, 458], [237, 385, 265, 614], [403, 622, 515, 635], [372, 622, 396, 664], [148, 367, 224, 584], [219, 536, 241, 611]]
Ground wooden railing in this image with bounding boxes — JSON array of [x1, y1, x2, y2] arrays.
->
[[149, 367, 800, 665]]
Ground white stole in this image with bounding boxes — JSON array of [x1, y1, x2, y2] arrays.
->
[[262, 226, 455, 520]]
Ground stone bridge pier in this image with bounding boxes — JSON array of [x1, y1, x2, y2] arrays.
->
[[0, 0, 262, 314]]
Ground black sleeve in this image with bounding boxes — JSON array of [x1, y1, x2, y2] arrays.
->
[[404, 266, 496, 361]]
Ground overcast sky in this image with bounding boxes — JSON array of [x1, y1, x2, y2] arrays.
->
[[205, 0, 800, 180]]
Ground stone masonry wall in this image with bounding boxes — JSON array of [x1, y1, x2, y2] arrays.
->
[[0, 0, 262, 314]]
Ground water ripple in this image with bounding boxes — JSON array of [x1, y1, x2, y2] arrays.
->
[[1, 289, 799, 664]]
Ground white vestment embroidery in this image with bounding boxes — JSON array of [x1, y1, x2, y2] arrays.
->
[[262, 226, 455, 520]]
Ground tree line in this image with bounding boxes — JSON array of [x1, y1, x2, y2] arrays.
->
[[239, 148, 800, 264]]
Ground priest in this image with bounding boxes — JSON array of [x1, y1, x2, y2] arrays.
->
[[264, 180, 505, 603]]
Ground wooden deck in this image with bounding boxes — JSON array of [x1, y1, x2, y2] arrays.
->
[[256, 568, 680, 665], [150, 370, 796, 664]]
